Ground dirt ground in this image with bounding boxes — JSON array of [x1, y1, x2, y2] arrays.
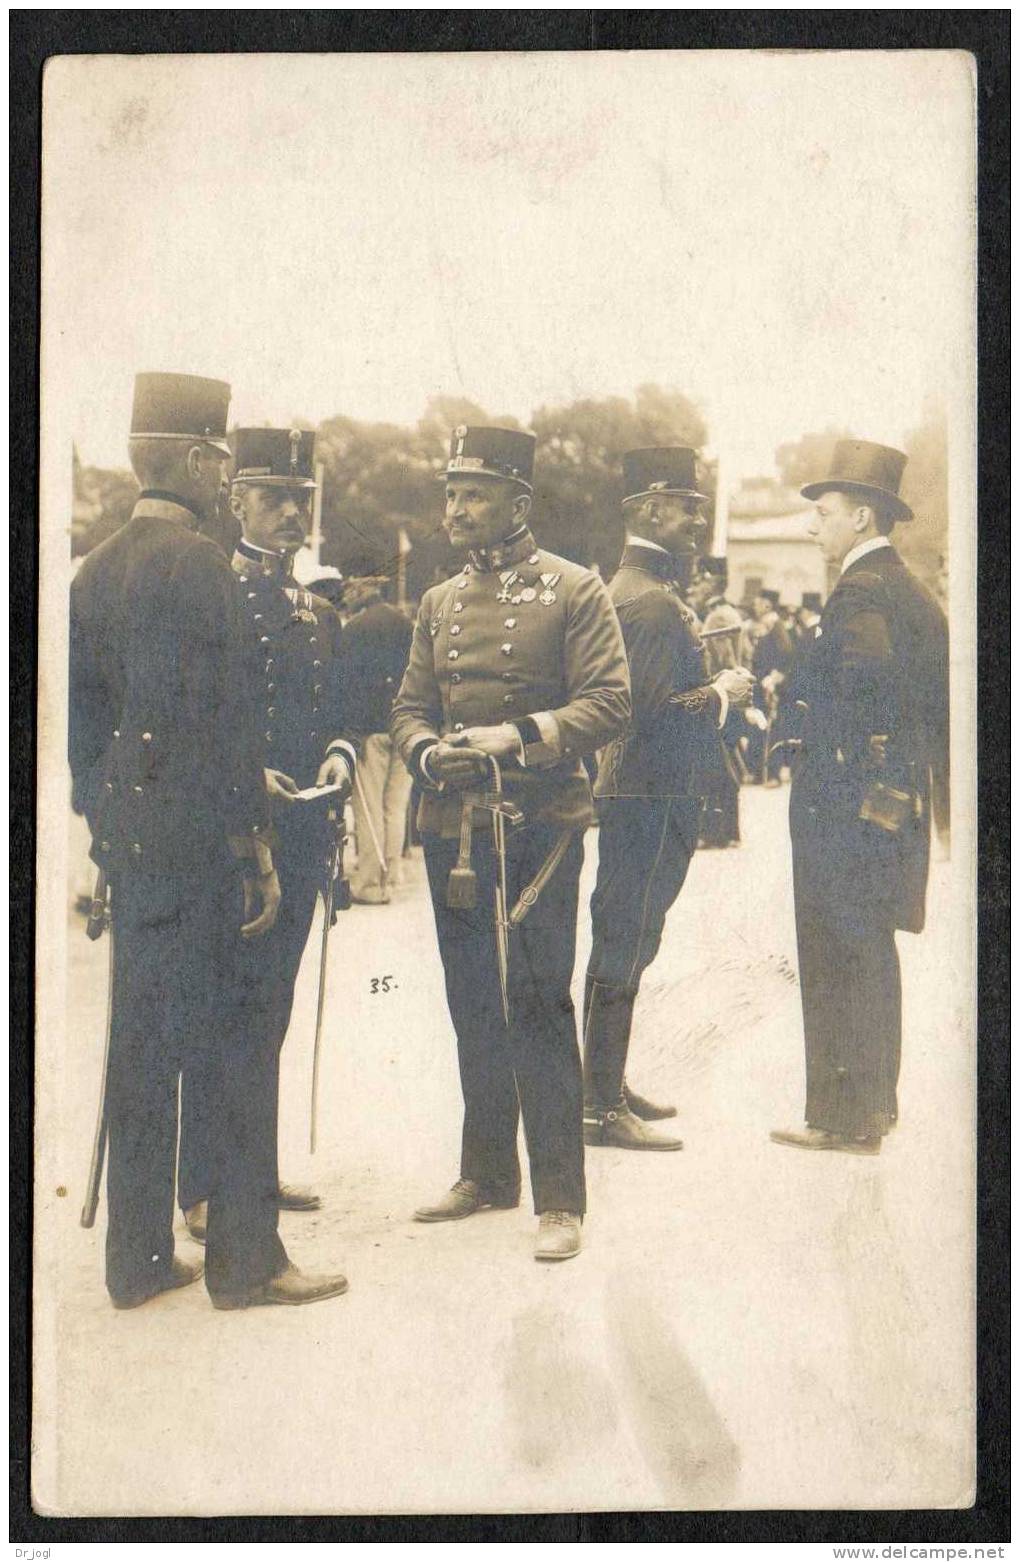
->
[[34, 785, 973, 1515]]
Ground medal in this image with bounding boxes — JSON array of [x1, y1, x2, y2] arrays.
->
[[520, 587, 537, 603], [496, 569, 519, 604], [539, 590, 556, 606]]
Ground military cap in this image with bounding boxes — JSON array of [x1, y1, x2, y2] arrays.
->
[[801, 591, 823, 612], [622, 447, 708, 506], [800, 438, 913, 522], [232, 427, 317, 488], [440, 425, 536, 491], [700, 555, 729, 579], [130, 372, 231, 457]]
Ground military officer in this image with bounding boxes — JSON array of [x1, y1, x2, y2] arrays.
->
[[69, 373, 345, 1310], [391, 425, 630, 1262], [583, 449, 755, 1149], [178, 427, 357, 1239], [771, 439, 950, 1156]]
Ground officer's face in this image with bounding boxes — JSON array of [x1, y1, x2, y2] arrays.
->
[[444, 479, 528, 551], [650, 495, 708, 557], [808, 490, 865, 564], [233, 485, 312, 554], [189, 445, 231, 520]]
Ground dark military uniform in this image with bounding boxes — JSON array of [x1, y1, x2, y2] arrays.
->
[[178, 434, 356, 1214], [391, 438, 630, 1216], [789, 539, 949, 1139], [584, 540, 726, 1114], [69, 456, 288, 1303]]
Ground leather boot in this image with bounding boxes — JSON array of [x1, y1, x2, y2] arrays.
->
[[414, 1178, 520, 1223], [623, 1082, 677, 1121], [585, 1103, 684, 1151], [582, 979, 637, 1117], [210, 1261, 349, 1310]]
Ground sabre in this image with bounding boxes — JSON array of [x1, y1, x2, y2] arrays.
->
[[700, 622, 745, 640], [352, 763, 388, 892], [309, 804, 350, 1154], [81, 869, 112, 1229], [487, 756, 511, 1028]]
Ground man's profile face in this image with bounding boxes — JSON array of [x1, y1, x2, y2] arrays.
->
[[648, 494, 707, 557], [443, 478, 525, 551], [808, 489, 862, 565], [233, 484, 312, 554], [752, 593, 772, 621], [194, 446, 231, 519], [687, 571, 715, 610]]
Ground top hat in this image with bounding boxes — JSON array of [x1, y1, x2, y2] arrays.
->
[[759, 588, 781, 607], [622, 447, 708, 506], [439, 425, 536, 491], [231, 427, 317, 488], [800, 438, 913, 522], [801, 591, 823, 612], [699, 555, 728, 579], [129, 372, 232, 457]]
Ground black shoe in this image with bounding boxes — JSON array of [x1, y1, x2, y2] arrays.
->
[[110, 1255, 204, 1310], [210, 1261, 349, 1310], [584, 1105, 684, 1151], [623, 1083, 677, 1121], [413, 1178, 520, 1222], [278, 1183, 322, 1212], [769, 1126, 881, 1156]]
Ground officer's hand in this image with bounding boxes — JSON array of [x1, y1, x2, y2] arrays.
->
[[446, 724, 523, 759], [425, 742, 489, 789], [315, 753, 352, 797], [714, 666, 755, 709], [265, 767, 300, 806], [241, 867, 282, 939]]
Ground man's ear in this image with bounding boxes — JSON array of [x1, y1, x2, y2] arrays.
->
[[185, 444, 205, 482], [852, 503, 872, 535], [512, 490, 533, 524], [229, 488, 246, 523]]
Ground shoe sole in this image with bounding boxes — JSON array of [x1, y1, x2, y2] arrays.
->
[[584, 1129, 684, 1151], [277, 1202, 322, 1212], [210, 1278, 350, 1310], [534, 1246, 581, 1262], [413, 1203, 519, 1223], [111, 1270, 204, 1309], [769, 1133, 880, 1156]]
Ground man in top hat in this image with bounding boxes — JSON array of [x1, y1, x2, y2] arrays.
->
[[582, 449, 755, 1150], [339, 575, 415, 905], [69, 373, 339, 1311], [391, 425, 630, 1261], [771, 439, 949, 1156], [177, 428, 358, 1249], [688, 555, 745, 846]]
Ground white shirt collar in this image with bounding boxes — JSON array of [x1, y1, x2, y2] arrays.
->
[[626, 534, 670, 556], [841, 536, 892, 575]]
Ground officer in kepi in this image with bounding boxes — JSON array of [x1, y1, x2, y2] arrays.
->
[[391, 425, 630, 1261], [583, 449, 755, 1150], [177, 427, 358, 1264], [771, 439, 950, 1156], [69, 372, 334, 1311]]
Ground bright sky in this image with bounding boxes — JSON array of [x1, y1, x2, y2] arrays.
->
[[42, 50, 973, 480]]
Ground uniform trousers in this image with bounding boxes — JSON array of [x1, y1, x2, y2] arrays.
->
[[177, 822, 324, 1215], [584, 796, 699, 1108], [350, 732, 414, 901], [105, 864, 287, 1305], [790, 781, 902, 1138], [423, 823, 586, 1216]]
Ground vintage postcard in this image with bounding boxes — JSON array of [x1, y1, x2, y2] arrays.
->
[[34, 49, 977, 1517]]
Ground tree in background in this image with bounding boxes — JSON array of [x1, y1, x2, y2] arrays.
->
[[774, 426, 853, 493]]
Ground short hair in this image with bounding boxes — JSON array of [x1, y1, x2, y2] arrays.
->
[[128, 436, 195, 490], [839, 485, 898, 536]]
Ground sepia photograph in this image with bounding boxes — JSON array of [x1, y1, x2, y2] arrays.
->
[[25, 33, 994, 1530]]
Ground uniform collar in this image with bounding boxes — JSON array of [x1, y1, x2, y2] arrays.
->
[[841, 535, 893, 575], [620, 540, 685, 583], [468, 524, 537, 573], [131, 491, 203, 529], [232, 537, 293, 583]]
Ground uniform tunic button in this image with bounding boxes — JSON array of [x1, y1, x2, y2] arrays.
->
[[100, 841, 110, 852], [448, 649, 460, 661], [253, 614, 263, 622], [142, 732, 152, 743], [105, 782, 113, 792], [313, 684, 322, 694], [450, 625, 461, 636], [260, 636, 270, 645], [504, 618, 517, 629], [503, 695, 514, 706], [247, 592, 257, 600], [450, 672, 462, 684], [239, 576, 248, 584], [313, 659, 322, 668], [267, 707, 276, 717], [310, 730, 318, 739], [453, 602, 464, 613], [131, 843, 142, 855], [528, 553, 540, 565], [453, 722, 465, 732], [309, 636, 317, 645], [502, 672, 513, 682], [265, 731, 273, 743], [133, 784, 143, 794], [267, 682, 276, 693], [500, 644, 513, 656]]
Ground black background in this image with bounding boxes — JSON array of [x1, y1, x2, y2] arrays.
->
[[10, 9, 1009, 1545]]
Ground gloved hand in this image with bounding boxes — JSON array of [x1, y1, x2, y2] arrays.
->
[[423, 742, 490, 790]]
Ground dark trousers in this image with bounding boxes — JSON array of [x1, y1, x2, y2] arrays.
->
[[423, 823, 586, 1216], [105, 866, 287, 1304], [699, 738, 741, 846], [584, 797, 699, 1108], [790, 784, 902, 1138], [178, 831, 323, 1213]]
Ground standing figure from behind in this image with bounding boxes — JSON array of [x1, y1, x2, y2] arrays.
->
[[340, 576, 414, 904], [69, 373, 343, 1310], [772, 440, 950, 1157], [391, 426, 631, 1261], [688, 556, 745, 847], [583, 450, 755, 1150], [748, 588, 795, 785], [178, 428, 357, 1240]]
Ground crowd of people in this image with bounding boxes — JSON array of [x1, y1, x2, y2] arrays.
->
[[67, 371, 950, 1304]]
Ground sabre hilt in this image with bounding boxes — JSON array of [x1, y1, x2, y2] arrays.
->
[[85, 868, 109, 941]]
